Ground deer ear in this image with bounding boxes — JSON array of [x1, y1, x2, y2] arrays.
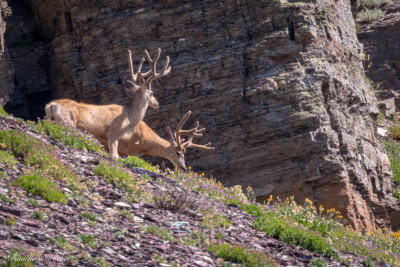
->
[[137, 73, 145, 85], [125, 79, 140, 94]]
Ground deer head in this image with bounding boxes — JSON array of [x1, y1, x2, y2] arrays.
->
[[166, 111, 214, 170], [126, 48, 171, 109]]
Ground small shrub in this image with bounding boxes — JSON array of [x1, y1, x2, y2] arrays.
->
[[32, 119, 104, 153], [383, 140, 400, 184], [93, 162, 139, 201], [0, 150, 18, 165], [207, 243, 276, 267], [14, 172, 67, 204], [0, 98, 8, 117], [118, 156, 157, 172], [25, 199, 41, 207], [80, 211, 98, 222], [1, 248, 34, 267], [5, 215, 17, 226], [0, 171, 9, 180], [201, 213, 231, 229], [51, 236, 68, 249], [153, 188, 198, 214], [310, 258, 327, 267], [31, 210, 46, 221], [215, 231, 224, 239], [145, 225, 176, 242], [79, 234, 97, 248], [0, 193, 13, 203], [357, 8, 385, 22]]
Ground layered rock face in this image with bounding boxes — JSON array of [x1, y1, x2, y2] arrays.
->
[[357, 2, 400, 116], [6, 0, 400, 229], [0, 0, 13, 101]]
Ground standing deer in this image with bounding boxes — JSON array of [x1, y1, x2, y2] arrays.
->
[[45, 48, 171, 158]]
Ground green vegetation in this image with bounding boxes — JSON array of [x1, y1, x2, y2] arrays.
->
[[14, 172, 67, 204], [80, 211, 98, 222], [357, 8, 385, 22], [167, 170, 400, 265], [51, 236, 68, 249], [25, 198, 41, 207], [0, 248, 34, 267], [201, 213, 231, 229], [93, 161, 139, 202], [79, 234, 97, 248], [310, 258, 327, 267], [0, 171, 9, 180], [31, 210, 46, 221], [357, 0, 392, 8], [0, 193, 13, 203], [208, 243, 276, 267], [145, 225, 176, 242], [383, 140, 400, 184], [118, 156, 157, 172], [0, 150, 18, 165], [0, 99, 8, 117], [0, 129, 78, 186], [5, 215, 17, 226], [31, 119, 104, 153]]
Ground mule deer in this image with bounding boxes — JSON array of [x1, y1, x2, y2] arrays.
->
[[45, 48, 171, 158], [109, 111, 214, 169]]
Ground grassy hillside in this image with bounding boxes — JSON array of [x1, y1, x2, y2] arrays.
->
[[0, 104, 399, 266]]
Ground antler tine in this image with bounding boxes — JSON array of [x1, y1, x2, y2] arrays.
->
[[128, 49, 149, 83], [144, 48, 172, 90], [175, 112, 215, 152], [185, 142, 215, 151], [175, 111, 192, 148]]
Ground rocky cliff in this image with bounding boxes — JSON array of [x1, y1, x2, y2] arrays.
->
[[1, 0, 399, 230], [356, 1, 400, 116]]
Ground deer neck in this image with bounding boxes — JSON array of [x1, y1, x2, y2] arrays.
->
[[126, 92, 149, 124], [143, 135, 177, 165]]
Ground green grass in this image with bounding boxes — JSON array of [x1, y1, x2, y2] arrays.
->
[[201, 213, 231, 229], [0, 129, 78, 185], [0, 193, 13, 203], [0, 171, 9, 180], [0, 99, 8, 117], [79, 234, 97, 248], [145, 225, 176, 242], [93, 161, 139, 201], [14, 172, 67, 204], [252, 211, 339, 259], [383, 140, 400, 184], [25, 198, 41, 207], [207, 243, 276, 267], [118, 156, 157, 172], [0, 248, 34, 267], [31, 119, 104, 154], [357, 8, 385, 22], [310, 258, 327, 267], [31, 210, 46, 221], [0, 150, 18, 165], [51, 236, 68, 249], [80, 211, 98, 222]]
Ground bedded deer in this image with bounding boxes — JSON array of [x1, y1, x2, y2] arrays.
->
[[45, 48, 171, 158]]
